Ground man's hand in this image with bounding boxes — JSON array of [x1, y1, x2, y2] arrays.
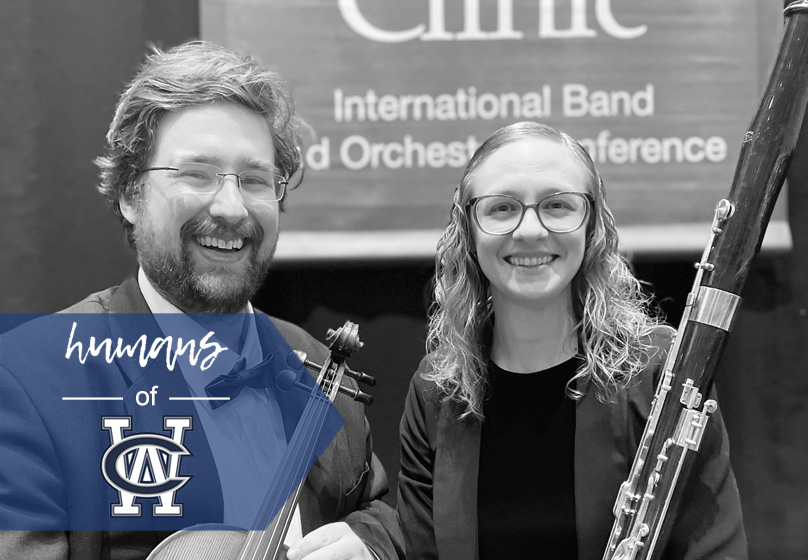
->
[[286, 522, 375, 560]]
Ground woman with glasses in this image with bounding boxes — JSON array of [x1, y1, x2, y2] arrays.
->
[[396, 122, 747, 560]]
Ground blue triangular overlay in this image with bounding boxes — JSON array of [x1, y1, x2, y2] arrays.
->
[[0, 313, 344, 531]]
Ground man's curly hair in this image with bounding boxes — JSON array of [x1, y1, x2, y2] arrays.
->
[[95, 41, 302, 247]]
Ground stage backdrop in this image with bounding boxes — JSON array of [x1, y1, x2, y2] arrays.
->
[[201, 0, 787, 260]]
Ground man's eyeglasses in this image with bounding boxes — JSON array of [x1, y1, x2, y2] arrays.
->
[[467, 192, 592, 235], [142, 162, 288, 202]]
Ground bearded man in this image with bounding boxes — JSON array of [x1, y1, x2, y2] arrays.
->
[[0, 41, 402, 560]]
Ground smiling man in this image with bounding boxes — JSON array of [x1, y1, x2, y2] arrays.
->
[[122, 102, 280, 315], [0, 41, 402, 560]]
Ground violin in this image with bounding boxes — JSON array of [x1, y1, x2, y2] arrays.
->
[[146, 321, 375, 560]]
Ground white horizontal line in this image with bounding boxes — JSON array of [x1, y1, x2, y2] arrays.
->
[[272, 221, 792, 261], [61, 397, 123, 401], [169, 397, 230, 401]]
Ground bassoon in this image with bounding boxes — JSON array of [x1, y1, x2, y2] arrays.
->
[[602, 3, 808, 559]]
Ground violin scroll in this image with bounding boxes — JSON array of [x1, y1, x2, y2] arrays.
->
[[326, 321, 363, 359], [293, 321, 376, 405]]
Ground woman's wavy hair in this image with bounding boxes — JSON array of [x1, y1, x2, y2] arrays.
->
[[95, 40, 303, 247], [425, 121, 661, 420]]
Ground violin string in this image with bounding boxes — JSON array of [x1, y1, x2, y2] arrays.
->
[[248, 390, 329, 559], [242, 359, 341, 559], [241, 381, 320, 559], [243, 392, 330, 560], [263, 385, 332, 558], [241, 325, 356, 559]]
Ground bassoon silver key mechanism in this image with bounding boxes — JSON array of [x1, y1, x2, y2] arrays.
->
[[602, 3, 808, 559]]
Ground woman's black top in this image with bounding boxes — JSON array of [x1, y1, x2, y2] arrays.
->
[[478, 357, 580, 560]]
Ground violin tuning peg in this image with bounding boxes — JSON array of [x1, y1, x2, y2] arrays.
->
[[337, 383, 373, 406], [290, 350, 307, 366], [343, 366, 376, 387], [291, 350, 322, 372]]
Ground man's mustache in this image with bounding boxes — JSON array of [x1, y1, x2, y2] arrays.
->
[[181, 215, 264, 244]]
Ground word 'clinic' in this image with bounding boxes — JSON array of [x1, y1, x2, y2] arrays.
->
[[64, 322, 227, 371], [339, 0, 647, 43]]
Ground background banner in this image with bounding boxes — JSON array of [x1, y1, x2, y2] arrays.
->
[[201, 0, 786, 259]]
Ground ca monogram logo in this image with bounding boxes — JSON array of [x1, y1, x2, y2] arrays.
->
[[101, 416, 193, 517]]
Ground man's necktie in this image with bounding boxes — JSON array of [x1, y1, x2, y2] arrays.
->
[[204, 353, 276, 410]]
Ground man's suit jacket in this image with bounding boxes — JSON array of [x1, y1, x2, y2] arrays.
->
[[397, 329, 748, 560], [0, 278, 403, 560]]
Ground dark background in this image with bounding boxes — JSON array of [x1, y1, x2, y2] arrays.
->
[[1, 1, 807, 558]]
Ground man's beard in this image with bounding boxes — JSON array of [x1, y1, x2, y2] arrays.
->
[[134, 212, 275, 313]]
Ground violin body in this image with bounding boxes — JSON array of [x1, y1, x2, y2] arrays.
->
[[147, 525, 292, 560], [147, 525, 254, 560], [145, 321, 371, 560]]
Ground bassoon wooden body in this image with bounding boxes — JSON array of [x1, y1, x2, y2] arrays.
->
[[603, 3, 808, 559]]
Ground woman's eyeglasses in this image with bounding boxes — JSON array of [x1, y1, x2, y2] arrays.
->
[[467, 192, 592, 235]]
